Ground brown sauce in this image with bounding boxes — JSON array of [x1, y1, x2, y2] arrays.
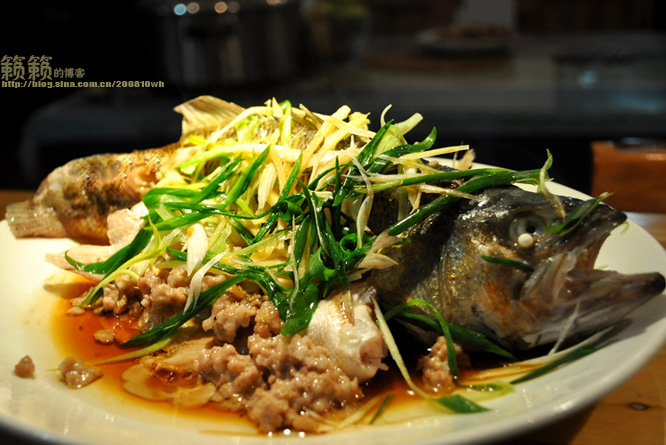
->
[[49, 292, 419, 432], [49, 282, 524, 433], [50, 297, 255, 426]]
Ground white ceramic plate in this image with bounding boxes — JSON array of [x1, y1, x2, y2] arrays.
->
[[1, 179, 666, 445]]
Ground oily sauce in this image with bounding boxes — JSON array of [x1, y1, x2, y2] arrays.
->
[[50, 296, 254, 425], [52, 297, 139, 384], [50, 293, 420, 431], [50, 283, 515, 432]]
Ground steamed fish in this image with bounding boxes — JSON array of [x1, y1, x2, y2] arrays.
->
[[8, 95, 665, 355], [6, 95, 666, 432], [369, 185, 666, 350]]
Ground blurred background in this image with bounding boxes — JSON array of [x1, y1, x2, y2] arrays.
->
[[1, 0, 665, 195]]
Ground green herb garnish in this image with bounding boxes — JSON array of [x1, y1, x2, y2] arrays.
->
[[546, 192, 611, 236], [481, 255, 534, 272]]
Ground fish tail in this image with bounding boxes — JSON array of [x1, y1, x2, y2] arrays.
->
[[6, 199, 68, 238]]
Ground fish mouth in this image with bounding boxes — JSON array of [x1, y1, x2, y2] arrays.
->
[[519, 203, 666, 348]]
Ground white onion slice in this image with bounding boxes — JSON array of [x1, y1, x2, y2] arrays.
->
[[186, 223, 209, 276]]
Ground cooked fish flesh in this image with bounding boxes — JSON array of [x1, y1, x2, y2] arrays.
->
[[369, 185, 666, 351], [306, 282, 388, 382]]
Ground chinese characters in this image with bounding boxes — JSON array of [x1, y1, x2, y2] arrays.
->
[[1, 55, 84, 82]]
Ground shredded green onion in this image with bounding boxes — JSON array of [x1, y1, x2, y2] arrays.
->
[[372, 298, 490, 414], [369, 394, 394, 424], [64, 99, 595, 419], [68, 101, 557, 351], [546, 192, 611, 236], [511, 345, 598, 384], [480, 255, 534, 273]]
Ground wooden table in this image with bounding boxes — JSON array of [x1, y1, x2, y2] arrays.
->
[[1, 190, 666, 444]]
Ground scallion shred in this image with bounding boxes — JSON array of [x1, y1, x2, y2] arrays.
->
[[66, 99, 591, 420], [69, 99, 554, 348]]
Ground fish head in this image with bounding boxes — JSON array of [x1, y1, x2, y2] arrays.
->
[[442, 186, 666, 351]]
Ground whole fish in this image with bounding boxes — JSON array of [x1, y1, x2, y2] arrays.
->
[[6, 95, 665, 354], [369, 185, 666, 351], [6, 96, 244, 243]]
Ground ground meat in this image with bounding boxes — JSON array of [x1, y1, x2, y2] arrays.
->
[[127, 297, 363, 433], [14, 355, 35, 378], [201, 285, 265, 343], [58, 356, 103, 388], [98, 267, 236, 332], [102, 274, 141, 314], [137, 269, 190, 327], [418, 336, 468, 393], [97, 266, 365, 433], [196, 343, 264, 410], [134, 268, 228, 330], [94, 329, 116, 344], [245, 334, 362, 433], [133, 268, 191, 330], [254, 300, 283, 338]]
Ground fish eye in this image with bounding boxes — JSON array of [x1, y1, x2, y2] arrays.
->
[[508, 214, 545, 247]]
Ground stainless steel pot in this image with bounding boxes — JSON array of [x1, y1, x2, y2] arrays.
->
[[140, 0, 303, 89]]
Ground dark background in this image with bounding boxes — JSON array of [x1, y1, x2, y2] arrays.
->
[[0, 1, 666, 443], [1, 0, 665, 195]]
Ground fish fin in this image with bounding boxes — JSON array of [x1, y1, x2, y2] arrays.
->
[[175, 95, 244, 138], [6, 199, 67, 238]]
